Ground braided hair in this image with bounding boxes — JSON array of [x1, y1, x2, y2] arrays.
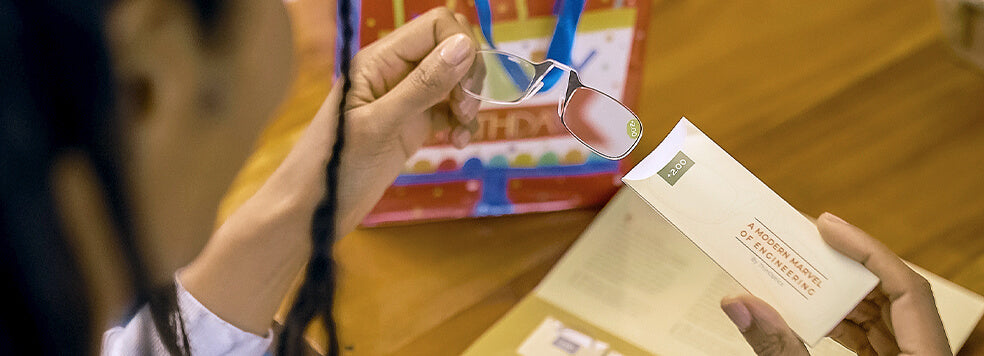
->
[[0, 0, 223, 354], [276, 0, 354, 354], [2, 0, 351, 353]]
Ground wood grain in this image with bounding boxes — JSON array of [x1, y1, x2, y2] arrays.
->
[[220, 0, 984, 354]]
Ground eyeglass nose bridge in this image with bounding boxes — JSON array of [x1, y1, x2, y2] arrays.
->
[[517, 61, 556, 102], [523, 60, 585, 114], [558, 70, 585, 117]]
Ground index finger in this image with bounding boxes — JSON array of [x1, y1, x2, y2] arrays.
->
[[817, 213, 924, 299], [816, 213, 951, 355]]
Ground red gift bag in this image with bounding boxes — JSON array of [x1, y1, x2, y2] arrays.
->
[[352, 0, 651, 226]]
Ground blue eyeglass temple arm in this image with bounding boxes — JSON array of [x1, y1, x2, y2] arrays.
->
[[474, 0, 586, 92]]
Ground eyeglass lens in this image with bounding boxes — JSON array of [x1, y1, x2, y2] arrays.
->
[[463, 51, 535, 103], [463, 50, 642, 159], [562, 87, 642, 159]]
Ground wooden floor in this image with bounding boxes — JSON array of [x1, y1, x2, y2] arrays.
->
[[220, 0, 984, 354]]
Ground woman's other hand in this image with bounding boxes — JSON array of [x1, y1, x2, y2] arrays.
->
[[720, 213, 951, 356]]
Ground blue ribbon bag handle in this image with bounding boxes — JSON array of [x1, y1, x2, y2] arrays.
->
[[474, 0, 586, 94]]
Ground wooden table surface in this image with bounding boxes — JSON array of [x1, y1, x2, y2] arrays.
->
[[219, 0, 984, 354]]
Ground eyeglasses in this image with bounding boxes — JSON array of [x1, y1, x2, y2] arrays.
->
[[461, 49, 643, 160]]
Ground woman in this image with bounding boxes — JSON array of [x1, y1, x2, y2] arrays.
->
[[3, 0, 479, 353], [0, 0, 951, 355]]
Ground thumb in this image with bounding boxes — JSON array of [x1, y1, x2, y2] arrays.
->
[[721, 295, 810, 356], [372, 34, 475, 121]]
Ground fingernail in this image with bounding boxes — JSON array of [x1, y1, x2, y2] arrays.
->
[[440, 34, 472, 66], [452, 98, 467, 117], [721, 300, 752, 332], [452, 126, 471, 148], [456, 99, 479, 124], [821, 212, 850, 226], [459, 77, 476, 94]]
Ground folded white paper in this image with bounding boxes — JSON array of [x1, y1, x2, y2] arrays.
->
[[622, 118, 879, 345]]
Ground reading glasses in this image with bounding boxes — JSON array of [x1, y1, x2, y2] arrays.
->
[[461, 49, 643, 160]]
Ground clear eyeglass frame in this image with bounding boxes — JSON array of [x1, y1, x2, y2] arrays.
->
[[460, 49, 643, 161]]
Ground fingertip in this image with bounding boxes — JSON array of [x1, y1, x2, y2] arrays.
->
[[727, 296, 810, 355], [451, 126, 471, 149], [459, 98, 480, 125], [464, 111, 480, 131], [450, 112, 471, 131], [816, 212, 854, 245], [819, 212, 850, 226], [721, 297, 752, 332], [454, 13, 469, 26], [439, 34, 474, 66], [450, 87, 480, 125], [815, 212, 879, 260], [798, 210, 817, 224], [736, 295, 796, 333], [721, 294, 743, 305], [449, 98, 474, 126]]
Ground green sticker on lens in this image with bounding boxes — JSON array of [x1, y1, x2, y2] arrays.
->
[[658, 151, 694, 186], [626, 118, 641, 139]]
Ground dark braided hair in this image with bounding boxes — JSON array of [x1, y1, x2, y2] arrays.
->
[[277, 0, 354, 354], [2, 0, 354, 353], [1, 0, 223, 354]]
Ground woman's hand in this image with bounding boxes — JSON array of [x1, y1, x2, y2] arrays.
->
[[720, 213, 951, 356], [280, 7, 481, 235], [179, 7, 479, 334], [335, 8, 480, 233]]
